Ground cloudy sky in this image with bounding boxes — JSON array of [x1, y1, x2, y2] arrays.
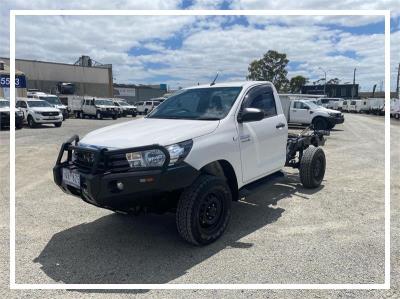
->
[[1, 0, 400, 91]]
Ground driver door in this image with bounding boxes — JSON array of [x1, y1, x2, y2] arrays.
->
[[290, 101, 310, 123], [237, 85, 288, 183]]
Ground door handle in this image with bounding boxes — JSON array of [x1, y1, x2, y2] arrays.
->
[[276, 123, 286, 129]]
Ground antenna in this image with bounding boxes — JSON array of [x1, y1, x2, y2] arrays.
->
[[210, 72, 219, 86]]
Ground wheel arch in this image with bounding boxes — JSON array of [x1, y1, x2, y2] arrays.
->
[[199, 160, 239, 201]]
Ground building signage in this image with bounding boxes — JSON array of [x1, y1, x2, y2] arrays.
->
[[0, 74, 27, 88]]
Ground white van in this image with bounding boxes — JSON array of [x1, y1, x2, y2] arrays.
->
[[349, 100, 362, 113]]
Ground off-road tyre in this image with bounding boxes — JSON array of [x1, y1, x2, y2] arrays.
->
[[176, 175, 232, 246], [299, 146, 326, 188]]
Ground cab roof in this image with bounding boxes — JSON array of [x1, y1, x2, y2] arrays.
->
[[185, 81, 273, 90]]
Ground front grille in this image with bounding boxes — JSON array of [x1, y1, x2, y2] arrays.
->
[[73, 150, 130, 173], [42, 111, 59, 116]]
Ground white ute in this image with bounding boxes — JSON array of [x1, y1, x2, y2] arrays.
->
[[27, 91, 68, 120], [16, 97, 63, 128], [280, 96, 344, 130], [54, 81, 329, 245]]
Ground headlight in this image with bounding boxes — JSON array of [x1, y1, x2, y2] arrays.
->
[[16, 111, 23, 116], [33, 111, 41, 115], [126, 149, 166, 168], [328, 112, 337, 117], [165, 139, 193, 165]]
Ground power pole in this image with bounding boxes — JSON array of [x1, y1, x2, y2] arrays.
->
[[352, 68, 356, 99]]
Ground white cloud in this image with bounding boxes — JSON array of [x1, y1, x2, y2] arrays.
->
[[0, 0, 399, 91]]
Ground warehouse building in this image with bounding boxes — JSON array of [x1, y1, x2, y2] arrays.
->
[[0, 56, 113, 97], [302, 83, 359, 99], [114, 83, 168, 103]]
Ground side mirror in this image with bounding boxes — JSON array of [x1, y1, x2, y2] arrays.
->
[[238, 108, 264, 123]]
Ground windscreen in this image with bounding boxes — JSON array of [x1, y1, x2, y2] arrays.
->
[[28, 100, 52, 108], [95, 99, 114, 106], [148, 87, 242, 120]]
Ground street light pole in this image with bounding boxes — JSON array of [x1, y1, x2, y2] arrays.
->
[[318, 67, 327, 96], [352, 68, 356, 99]]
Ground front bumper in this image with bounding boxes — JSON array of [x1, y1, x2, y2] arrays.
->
[[328, 114, 344, 125], [53, 136, 199, 211], [99, 110, 117, 117], [33, 114, 63, 123]]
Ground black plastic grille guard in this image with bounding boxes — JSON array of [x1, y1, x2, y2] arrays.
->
[[55, 135, 171, 174]]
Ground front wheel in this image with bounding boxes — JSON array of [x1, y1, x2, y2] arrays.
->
[[27, 115, 37, 128], [54, 122, 62, 127], [96, 111, 103, 120], [299, 146, 326, 188], [176, 175, 232, 246], [395, 113, 400, 120]]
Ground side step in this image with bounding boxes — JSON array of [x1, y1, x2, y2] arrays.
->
[[238, 171, 285, 198]]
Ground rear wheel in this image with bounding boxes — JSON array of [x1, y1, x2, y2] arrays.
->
[[395, 113, 400, 120], [27, 115, 37, 128], [176, 175, 232, 245], [312, 117, 328, 130], [299, 146, 326, 188]]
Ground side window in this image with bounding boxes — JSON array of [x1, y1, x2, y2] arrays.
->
[[293, 101, 305, 109], [20, 101, 27, 108], [243, 86, 277, 118], [91, 99, 95, 105]]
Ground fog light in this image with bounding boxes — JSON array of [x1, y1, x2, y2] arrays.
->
[[116, 181, 124, 190]]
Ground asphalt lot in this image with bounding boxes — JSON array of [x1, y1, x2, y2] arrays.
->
[[0, 113, 399, 298]]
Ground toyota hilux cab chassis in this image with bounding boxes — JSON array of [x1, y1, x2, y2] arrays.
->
[[54, 81, 328, 245]]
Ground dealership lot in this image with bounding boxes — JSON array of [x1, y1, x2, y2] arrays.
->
[[0, 114, 399, 298]]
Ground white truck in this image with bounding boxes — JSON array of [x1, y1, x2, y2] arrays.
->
[[112, 98, 137, 117], [368, 98, 385, 115], [16, 98, 63, 128], [280, 96, 344, 130], [27, 91, 68, 120], [54, 81, 329, 245], [348, 100, 363, 113], [69, 97, 118, 119]]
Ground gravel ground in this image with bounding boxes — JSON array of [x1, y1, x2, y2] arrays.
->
[[0, 113, 399, 298]]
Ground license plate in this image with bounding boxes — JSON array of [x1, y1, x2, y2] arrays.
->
[[48, 116, 56, 119], [62, 168, 80, 188]]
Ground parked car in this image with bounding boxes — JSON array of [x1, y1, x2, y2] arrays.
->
[[0, 98, 24, 129], [279, 97, 344, 130], [136, 100, 161, 115], [16, 98, 63, 128], [27, 91, 68, 120], [349, 100, 363, 113], [112, 98, 137, 117], [54, 81, 329, 245], [74, 97, 118, 119], [341, 100, 350, 112]]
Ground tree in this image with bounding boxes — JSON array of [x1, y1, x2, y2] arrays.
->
[[289, 75, 308, 93], [247, 50, 289, 91]]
